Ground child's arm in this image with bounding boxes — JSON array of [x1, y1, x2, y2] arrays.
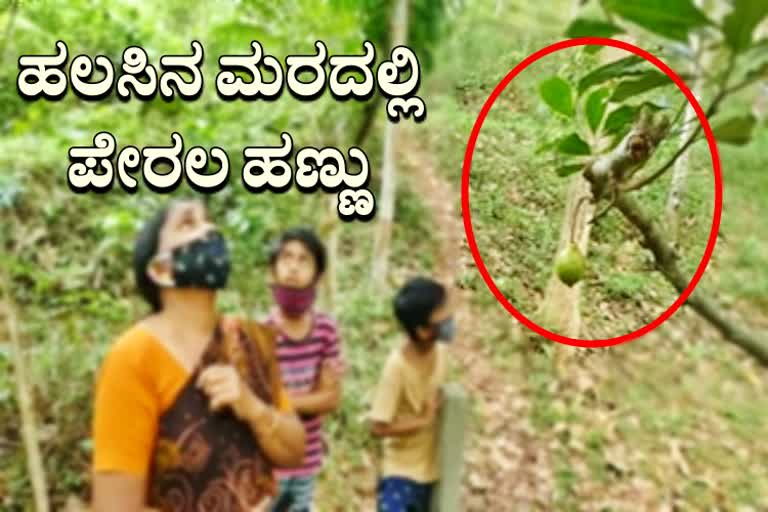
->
[[286, 318, 345, 416], [371, 392, 442, 438], [286, 360, 341, 415]]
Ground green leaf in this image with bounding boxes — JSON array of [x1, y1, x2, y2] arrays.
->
[[603, 102, 665, 136], [555, 163, 584, 177], [556, 133, 591, 155], [539, 76, 575, 117], [712, 115, 757, 145], [603, 105, 637, 135], [577, 55, 646, 93], [609, 70, 672, 102], [737, 39, 768, 83], [722, 0, 768, 53], [565, 18, 623, 38], [745, 60, 768, 82], [601, 0, 711, 42], [535, 138, 558, 155], [585, 87, 611, 133]]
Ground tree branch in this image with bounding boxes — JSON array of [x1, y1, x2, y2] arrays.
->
[[725, 72, 768, 95], [622, 53, 739, 193], [611, 193, 768, 365], [670, 98, 689, 127], [622, 88, 726, 193], [621, 126, 703, 192]]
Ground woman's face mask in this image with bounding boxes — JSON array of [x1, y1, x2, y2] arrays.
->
[[163, 230, 231, 289]]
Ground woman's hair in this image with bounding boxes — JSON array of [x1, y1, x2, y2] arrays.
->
[[133, 204, 171, 312], [393, 277, 446, 340], [268, 227, 327, 279]]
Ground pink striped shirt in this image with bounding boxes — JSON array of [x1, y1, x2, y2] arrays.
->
[[267, 311, 343, 478]]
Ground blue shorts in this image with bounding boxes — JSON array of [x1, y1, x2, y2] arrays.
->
[[270, 476, 316, 512], [377, 477, 434, 512]]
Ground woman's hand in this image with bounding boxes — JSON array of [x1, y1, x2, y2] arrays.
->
[[196, 315, 269, 421], [197, 315, 305, 467], [196, 363, 264, 421]]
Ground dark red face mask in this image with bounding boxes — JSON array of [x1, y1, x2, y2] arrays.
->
[[271, 284, 316, 316]]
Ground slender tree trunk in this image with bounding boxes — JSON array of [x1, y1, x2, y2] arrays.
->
[[537, 0, 598, 346], [353, 97, 383, 148], [665, 0, 704, 243], [0, 0, 19, 63], [539, 176, 594, 338], [319, 120, 347, 313], [753, 19, 768, 121], [321, 194, 339, 313], [2, 272, 50, 512], [371, 0, 409, 289]]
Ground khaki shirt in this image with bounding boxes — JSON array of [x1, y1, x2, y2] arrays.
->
[[369, 343, 448, 483]]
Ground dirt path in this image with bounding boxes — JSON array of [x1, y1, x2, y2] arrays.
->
[[402, 132, 554, 510]]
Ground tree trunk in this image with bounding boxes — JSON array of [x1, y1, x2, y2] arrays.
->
[[537, 1, 604, 346], [2, 275, 50, 512], [665, 0, 703, 243], [539, 176, 594, 338], [353, 96, 383, 148], [321, 194, 339, 313], [753, 19, 768, 122], [371, 0, 409, 289], [320, 120, 347, 313]]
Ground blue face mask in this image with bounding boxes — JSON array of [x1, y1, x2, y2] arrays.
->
[[435, 317, 455, 344]]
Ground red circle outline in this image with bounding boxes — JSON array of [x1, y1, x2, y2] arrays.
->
[[461, 37, 723, 348]]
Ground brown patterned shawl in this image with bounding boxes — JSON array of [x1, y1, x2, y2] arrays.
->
[[146, 321, 282, 512]]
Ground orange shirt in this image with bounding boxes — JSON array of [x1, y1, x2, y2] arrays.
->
[[92, 324, 292, 478]]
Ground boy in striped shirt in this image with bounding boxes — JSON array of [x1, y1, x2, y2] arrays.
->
[[266, 228, 344, 512]]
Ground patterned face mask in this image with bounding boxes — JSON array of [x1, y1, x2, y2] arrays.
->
[[169, 230, 231, 289]]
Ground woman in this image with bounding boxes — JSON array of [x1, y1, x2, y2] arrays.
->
[[91, 199, 306, 512]]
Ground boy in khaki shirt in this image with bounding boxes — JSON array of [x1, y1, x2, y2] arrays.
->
[[369, 277, 455, 512]]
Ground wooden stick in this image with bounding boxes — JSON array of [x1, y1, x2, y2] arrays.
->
[[2, 272, 50, 512]]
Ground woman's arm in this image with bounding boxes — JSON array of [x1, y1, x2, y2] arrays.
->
[[240, 392, 307, 467], [91, 474, 154, 512], [90, 331, 161, 512], [197, 364, 306, 467]]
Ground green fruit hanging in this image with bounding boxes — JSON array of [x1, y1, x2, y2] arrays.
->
[[555, 242, 586, 287]]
